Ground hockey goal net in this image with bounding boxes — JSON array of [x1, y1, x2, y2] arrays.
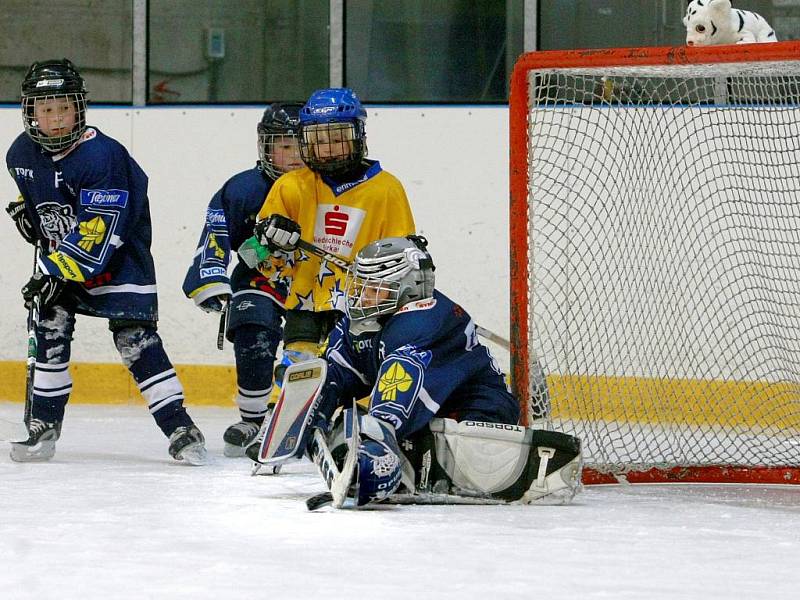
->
[[510, 42, 800, 485]]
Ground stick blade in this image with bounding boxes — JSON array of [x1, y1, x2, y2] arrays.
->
[[306, 492, 333, 511]]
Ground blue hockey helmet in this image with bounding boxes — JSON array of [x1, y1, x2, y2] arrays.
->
[[298, 88, 368, 175], [21, 58, 88, 153]]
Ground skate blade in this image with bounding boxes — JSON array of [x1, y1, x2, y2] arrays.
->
[[9, 440, 56, 463], [250, 462, 282, 476], [177, 442, 209, 466], [223, 442, 247, 458], [522, 484, 582, 505]]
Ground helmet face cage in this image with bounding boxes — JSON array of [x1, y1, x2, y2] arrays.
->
[[21, 59, 87, 153], [258, 131, 301, 180], [22, 93, 87, 153], [299, 120, 366, 175], [257, 102, 302, 180], [345, 237, 435, 329], [298, 88, 367, 175]]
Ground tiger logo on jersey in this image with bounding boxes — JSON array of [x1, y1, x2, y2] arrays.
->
[[37, 202, 75, 245]]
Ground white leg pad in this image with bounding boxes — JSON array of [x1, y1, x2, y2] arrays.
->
[[429, 419, 583, 504]]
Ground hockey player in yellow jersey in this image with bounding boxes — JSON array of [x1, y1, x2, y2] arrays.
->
[[240, 87, 415, 393]]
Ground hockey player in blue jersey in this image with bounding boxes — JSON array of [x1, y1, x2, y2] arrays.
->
[[182, 102, 305, 456], [5, 58, 206, 464], [254, 236, 583, 506]]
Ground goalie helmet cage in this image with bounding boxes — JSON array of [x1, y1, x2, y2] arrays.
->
[[510, 42, 800, 486]]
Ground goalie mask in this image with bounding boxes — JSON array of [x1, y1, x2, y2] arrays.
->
[[21, 58, 87, 153], [257, 102, 303, 180], [345, 235, 435, 336], [298, 88, 368, 175]]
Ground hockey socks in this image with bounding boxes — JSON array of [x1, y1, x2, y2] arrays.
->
[[113, 325, 193, 436]]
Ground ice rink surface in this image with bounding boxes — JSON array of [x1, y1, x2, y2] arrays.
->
[[1, 402, 799, 600]]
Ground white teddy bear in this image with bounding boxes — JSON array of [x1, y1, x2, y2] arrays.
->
[[684, 0, 777, 46]]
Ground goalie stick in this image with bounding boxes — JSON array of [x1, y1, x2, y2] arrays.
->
[[307, 400, 360, 510]]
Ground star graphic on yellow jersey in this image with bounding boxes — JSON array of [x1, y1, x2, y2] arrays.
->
[[295, 289, 316, 311], [316, 261, 335, 285], [329, 279, 347, 312], [77, 216, 107, 251], [377, 361, 414, 402]]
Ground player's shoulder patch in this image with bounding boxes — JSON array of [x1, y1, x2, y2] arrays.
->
[[206, 207, 226, 225], [80, 188, 129, 209]]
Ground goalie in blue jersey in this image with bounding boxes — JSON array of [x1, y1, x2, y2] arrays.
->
[[252, 236, 583, 506], [5, 59, 206, 464]]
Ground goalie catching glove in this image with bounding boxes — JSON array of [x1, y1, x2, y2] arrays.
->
[[6, 198, 36, 245]]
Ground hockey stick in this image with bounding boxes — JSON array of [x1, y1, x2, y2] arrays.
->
[[296, 238, 512, 349], [2, 245, 46, 442], [295, 238, 350, 270], [24, 245, 42, 429], [1, 246, 44, 442], [474, 324, 509, 350], [216, 299, 229, 350]]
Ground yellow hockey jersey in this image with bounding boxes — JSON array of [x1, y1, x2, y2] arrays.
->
[[257, 161, 415, 312]]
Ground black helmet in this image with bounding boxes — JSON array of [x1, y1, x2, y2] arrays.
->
[[257, 102, 303, 180], [21, 58, 88, 153]]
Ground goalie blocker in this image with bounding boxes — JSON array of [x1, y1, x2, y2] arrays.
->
[[252, 359, 583, 506]]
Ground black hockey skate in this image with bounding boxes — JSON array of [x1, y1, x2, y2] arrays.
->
[[223, 420, 261, 458], [10, 419, 62, 462], [168, 425, 208, 465]]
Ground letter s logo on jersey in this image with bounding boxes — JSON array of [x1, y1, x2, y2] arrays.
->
[[314, 204, 366, 258], [325, 210, 349, 236]]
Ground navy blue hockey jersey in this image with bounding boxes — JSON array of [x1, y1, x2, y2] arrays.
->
[[324, 290, 520, 438], [6, 127, 160, 321], [181, 166, 288, 306]]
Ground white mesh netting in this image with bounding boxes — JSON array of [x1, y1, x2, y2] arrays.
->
[[523, 63, 800, 475]]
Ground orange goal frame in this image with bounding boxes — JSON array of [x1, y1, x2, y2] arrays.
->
[[509, 41, 800, 485]]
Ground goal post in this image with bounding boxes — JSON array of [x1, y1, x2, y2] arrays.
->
[[510, 42, 800, 485]]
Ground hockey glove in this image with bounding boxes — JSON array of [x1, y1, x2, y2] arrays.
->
[[6, 199, 36, 245], [199, 293, 229, 314], [22, 272, 66, 310], [255, 214, 301, 252]]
